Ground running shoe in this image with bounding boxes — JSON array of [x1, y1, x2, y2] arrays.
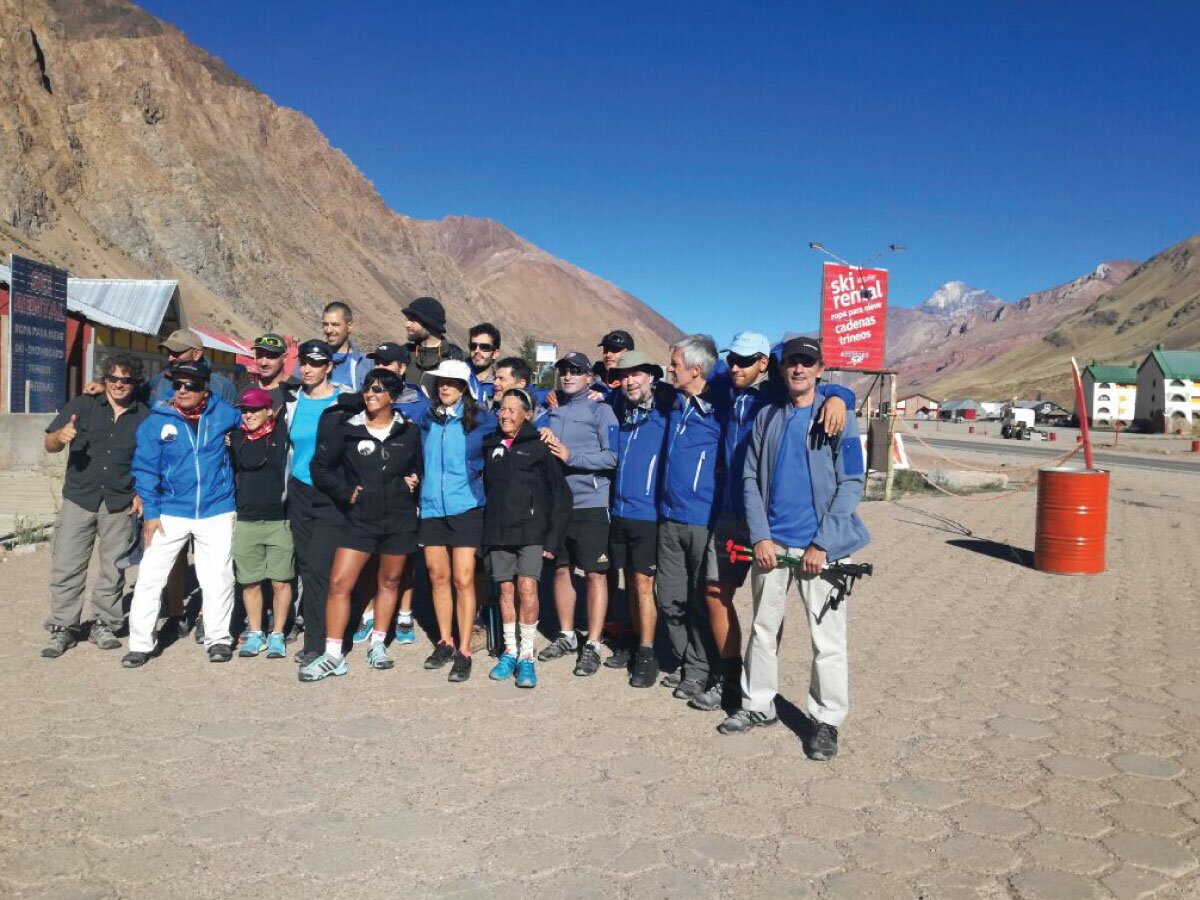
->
[[490, 653, 518, 681], [805, 722, 839, 761], [121, 650, 150, 668], [448, 651, 472, 683], [573, 643, 602, 677], [629, 647, 659, 689], [352, 616, 375, 645], [266, 633, 287, 659], [717, 708, 779, 735], [424, 642, 455, 670], [537, 632, 578, 661], [515, 657, 538, 689], [207, 643, 233, 663], [239, 631, 267, 657], [366, 642, 394, 670], [394, 620, 416, 645], [672, 677, 704, 700], [298, 653, 347, 682]]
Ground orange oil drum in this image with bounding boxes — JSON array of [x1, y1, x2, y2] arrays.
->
[[1034, 467, 1109, 574]]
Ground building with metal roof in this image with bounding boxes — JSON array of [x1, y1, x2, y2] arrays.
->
[[938, 398, 983, 421], [1078, 361, 1138, 427], [1135, 345, 1200, 432]]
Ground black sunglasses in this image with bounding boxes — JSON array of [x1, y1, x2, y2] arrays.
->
[[558, 365, 589, 376], [726, 352, 764, 369], [468, 342, 495, 351], [364, 384, 392, 395], [784, 354, 821, 368], [104, 375, 136, 386], [172, 380, 205, 393]]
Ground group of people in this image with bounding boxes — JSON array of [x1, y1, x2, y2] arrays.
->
[[40, 294, 869, 760]]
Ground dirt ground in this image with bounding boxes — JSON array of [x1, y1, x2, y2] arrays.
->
[[1, 458, 1199, 899]]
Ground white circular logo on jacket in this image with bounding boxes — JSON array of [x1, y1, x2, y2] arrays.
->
[[357, 440, 376, 456], [161, 423, 177, 442]]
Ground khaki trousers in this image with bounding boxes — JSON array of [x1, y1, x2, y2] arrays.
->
[[46, 498, 130, 630]]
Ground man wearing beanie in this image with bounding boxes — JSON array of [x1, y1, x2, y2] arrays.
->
[[402, 296, 465, 381]]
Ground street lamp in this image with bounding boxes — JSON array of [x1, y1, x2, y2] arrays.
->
[[809, 242, 905, 298]]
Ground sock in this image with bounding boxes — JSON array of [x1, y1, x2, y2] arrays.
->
[[519, 621, 538, 659], [561, 630, 579, 649], [503, 622, 517, 656], [587, 639, 603, 652], [369, 629, 387, 645], [324, 638, 344, 661], [397, 610, 413, 626], [361, 611, 374, 625]]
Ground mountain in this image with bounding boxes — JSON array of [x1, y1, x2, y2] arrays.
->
[[918, 281, 1003, 316], [0, 0, 681, 359]]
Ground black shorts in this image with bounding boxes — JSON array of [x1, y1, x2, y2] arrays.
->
[[609, 515, 658, 576], [419, 506, 484, 549], [338, 525, 417, 557], [556, 507, 610, 573]]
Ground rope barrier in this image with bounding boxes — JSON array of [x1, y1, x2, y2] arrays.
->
[[893, 418, 1083, 475]]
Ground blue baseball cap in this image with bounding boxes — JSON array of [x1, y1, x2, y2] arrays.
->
[[721, 331, 771, 358]]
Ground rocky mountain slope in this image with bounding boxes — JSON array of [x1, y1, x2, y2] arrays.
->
[[0, 0, 680, 357]]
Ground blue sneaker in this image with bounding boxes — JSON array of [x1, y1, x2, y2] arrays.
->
[[238, 631, 266, 657], [490, 653, 518, 680], [515, 657, 538, 689], [366, 642, 394, 670], [394, 620, 416, 645], [298, 653, 347, 683], [352, 617, 375, 644], [266, 633, 287, 659]]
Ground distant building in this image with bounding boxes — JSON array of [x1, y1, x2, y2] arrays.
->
[[890, 393, 940, 418], [1013, 399, 1072, 426], [979, 401, 1003, 420], [939, 398, 983, 421], [1079, 362, 1138, 427], [1135, 346, 1200, 433]]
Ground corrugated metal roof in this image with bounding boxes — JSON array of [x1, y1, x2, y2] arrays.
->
[[66, 279, 180, 334], [192, 325, 251, 356], [1150, 347, 1200, 380], [941, 399, 982, 411]]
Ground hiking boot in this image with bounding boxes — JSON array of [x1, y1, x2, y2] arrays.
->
[[805, 722, 839, 761], [121, 650, 151, 669], [688, 676, 727, 712], [394, 620, 416, 645], [660, 670, 682, 689], [515, 657, 538, 688], [207, 643, 233, 663], [299, 653, 347, 682], [448, 651, 472, 683], [366, 642, 394, 670], [574, 643, 603, 677], [673, 677, 704, 700], [239, 631, 267, 657], [717, 708, 779, 735], [603, 645, 632, 670], [42, 626, 77, 658], [90, 621, 122, 650], [537, 632, 578, 661], [266, 633, 287, 658], [294, 649, 320, 666], [490, 653, 518, 681], [424, 642, 455, 670], [193, 616, 206, 644], [629, 647, 659, 688]]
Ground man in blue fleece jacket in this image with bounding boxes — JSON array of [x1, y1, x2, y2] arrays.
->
[[718, 337, 869, 762]]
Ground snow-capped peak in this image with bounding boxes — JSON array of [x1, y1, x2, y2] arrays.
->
[[919, 281, 1001, 316]]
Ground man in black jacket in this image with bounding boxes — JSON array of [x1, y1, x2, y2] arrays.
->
[[403, 296, 465, 382]]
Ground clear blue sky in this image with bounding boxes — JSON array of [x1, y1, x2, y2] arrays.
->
[[140, 0, 1199, 342]]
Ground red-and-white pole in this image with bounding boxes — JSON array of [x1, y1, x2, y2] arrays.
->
[[1070, 357, 1095, 470]]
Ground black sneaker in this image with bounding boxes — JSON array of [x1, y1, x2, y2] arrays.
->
[[448, 651, 473, 682], [424, 642, 456, 670], [121, 650, 151, 669], [193, 616, 206, 645], [574, 643, 602, 677], [207, 644, 233, 663], [294, 649, 320, 666], [660, 670, 682, 689], [537, 632, 578, 661], [717, 708, 779, 735], [805, 722, 839, 761], [672, 677, 704, 700], [629, 647, 659, 689], [603, 645, 632, 670]]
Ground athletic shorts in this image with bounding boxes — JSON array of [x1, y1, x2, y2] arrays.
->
[[707, 515, 752, 587], [419, 506, 484, 549], [608, 515, 658, 577], [233, 519, 294, 584], [555, 507, 610, 573], [488, 545, 545, 582], [338, 524, 417, 557]]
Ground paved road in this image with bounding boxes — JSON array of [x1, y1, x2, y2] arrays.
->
[[916, 436, 1200, 476]]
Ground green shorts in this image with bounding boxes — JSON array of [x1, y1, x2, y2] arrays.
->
[[233, 519, 295, 585]]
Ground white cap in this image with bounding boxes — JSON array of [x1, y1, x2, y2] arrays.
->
[[721, 331, 772, 358]]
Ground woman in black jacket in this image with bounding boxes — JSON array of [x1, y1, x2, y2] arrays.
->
[[304, 369, 422, 682], [482, 388, 572, 688]]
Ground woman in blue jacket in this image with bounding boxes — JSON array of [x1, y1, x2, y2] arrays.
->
[[122, 362, 242, 668], [415, 359, 496, 682]]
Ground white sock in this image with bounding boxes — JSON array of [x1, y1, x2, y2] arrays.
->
[[397, 610, 413, 626], [325, 639, 344, 661], [587, 639, 603, 652], [369, 629, 387, 645], [503, 622, 517, 656], [520, 621, 538, 659], [361, 611, 374, 625]]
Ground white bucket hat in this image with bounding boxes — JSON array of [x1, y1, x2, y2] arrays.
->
[[420, 359, 476, 400]]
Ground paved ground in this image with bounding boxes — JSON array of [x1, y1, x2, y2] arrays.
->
[[2, 463, 1199, 899]]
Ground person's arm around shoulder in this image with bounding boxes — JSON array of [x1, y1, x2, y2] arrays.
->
[[815, 382, 855, 435]]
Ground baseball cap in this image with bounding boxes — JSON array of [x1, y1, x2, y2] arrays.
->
[[169, 360, 210, 384], [555, 351, 592, 373], [158, 328, 204, 353], [253, 333, 287, 355], [598, 330, 635, 351], [608, 349, 663, 380], [721, 331, 771, 359], [237, 387, 273, 409], [780, 336, 823, 363], [367, 342, 410, 364], [297, 339, 333, 363]]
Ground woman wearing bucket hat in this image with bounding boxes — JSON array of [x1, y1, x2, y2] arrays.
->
[[413, 359, 496, 682]]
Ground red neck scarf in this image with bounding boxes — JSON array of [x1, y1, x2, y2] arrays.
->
[[241, 418, 276, 442], [173, 396, 208, 421]]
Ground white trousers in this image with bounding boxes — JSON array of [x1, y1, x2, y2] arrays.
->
[[741, 546, 849, 726], [127, 512, 236, 653]]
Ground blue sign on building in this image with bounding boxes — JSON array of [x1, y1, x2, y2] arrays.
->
[[7, 255, 68, 414]]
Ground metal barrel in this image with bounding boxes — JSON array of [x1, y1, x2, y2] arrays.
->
[[1034, 467, 1109, 575]]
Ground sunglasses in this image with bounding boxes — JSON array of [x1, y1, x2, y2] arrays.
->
[[601, 345, 625, 353], [726, 352, 764, 369], [172, 380, 205, 393], [254, 348, 284, 358], [165, 349, 193, 358], [364, 384, 392, 395], [104, 375, 135, 386], [299, 357, 329, 366], [784, 355, 821, 369], [468, 342, 495, 352], [558, 365, 589, 376]]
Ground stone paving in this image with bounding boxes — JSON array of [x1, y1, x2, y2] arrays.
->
[[1, 464, 1199, 898]]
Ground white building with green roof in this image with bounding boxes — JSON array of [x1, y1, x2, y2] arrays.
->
[[1135, 345, 1200, 432], [1079, 362, 1138, 426]]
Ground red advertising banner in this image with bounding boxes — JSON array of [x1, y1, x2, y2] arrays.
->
[[819, 262, 888, 370]]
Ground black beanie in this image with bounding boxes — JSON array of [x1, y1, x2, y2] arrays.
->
[[402, 296, 447, 335]]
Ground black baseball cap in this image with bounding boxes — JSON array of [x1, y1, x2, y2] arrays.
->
[[170, 360, 210, 384], [599, 330, 634, 352], [297, 339, 333, 364], [780, 336, 823, 363], [367, 342, 410, 364], [253, 333, 287, 355], [555, 351, 592, 373]]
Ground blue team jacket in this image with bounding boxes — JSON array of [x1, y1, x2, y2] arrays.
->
[[611, 392, 672, 523]]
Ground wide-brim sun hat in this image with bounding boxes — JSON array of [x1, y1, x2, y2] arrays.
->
[[420, 359, 476, 400], [608, 349, 663, 380]]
